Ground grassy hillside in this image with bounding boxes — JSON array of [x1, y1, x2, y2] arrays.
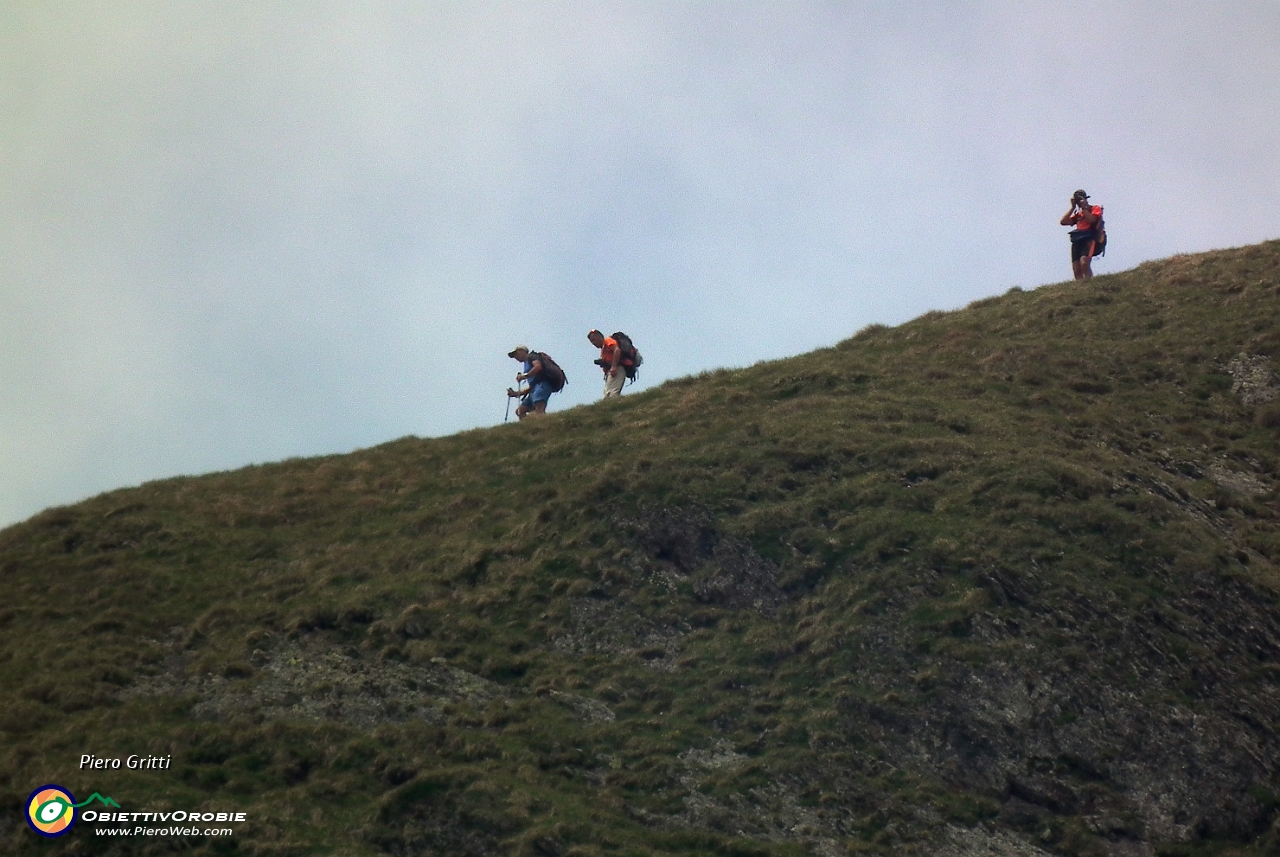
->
[[4, 241, 1280, 856]]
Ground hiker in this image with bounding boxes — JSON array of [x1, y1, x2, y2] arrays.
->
[[1060, 189, 1104, 280], [587, 329, 641, 399], [506, 345, 563, 419]]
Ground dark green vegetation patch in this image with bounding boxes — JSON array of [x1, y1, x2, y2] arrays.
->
[[4, 242, 1280, 855]]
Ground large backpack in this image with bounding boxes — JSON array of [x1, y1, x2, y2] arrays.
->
[[610, 331, 643, 382], [1093, 207, 1106, 257], [532, 352, 567, 392]]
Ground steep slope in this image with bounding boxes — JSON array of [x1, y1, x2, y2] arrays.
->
[[3, 242, 1280, 856]]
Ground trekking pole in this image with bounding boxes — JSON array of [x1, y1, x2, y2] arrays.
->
[[504, 370, 521, 422]]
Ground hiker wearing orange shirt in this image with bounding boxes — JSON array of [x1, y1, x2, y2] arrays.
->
[[588, 329, 627, 399], [1060, 189, 1103, 281]]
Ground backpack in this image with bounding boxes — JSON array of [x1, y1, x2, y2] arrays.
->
[[610, 331, 643, 381], [532, 352, 567, 392], [1093, 208, 1106, 257]]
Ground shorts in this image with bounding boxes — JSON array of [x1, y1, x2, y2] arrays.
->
[[1070, 230, 1096, 262], [525, 379, 553, 406], [603, 370, 626, 398]]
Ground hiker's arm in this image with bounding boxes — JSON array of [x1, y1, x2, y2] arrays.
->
[[608, 350, 622, 376], [1078, 206, 1098, 228], [1060, 205, 1077, 226], [517, 360, 543, 383]]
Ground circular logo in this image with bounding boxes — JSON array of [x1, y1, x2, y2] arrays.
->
[[27, 785, 76, 837]]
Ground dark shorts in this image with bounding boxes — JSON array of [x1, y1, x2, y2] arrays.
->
[[1070, 230, 1096, 261]]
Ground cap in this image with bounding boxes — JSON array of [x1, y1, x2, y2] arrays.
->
[[1073, 189, 1089, 200], [507, 345, 529, 358]]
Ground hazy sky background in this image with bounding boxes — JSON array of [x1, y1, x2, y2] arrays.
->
[[3, 2, 1279, 528]]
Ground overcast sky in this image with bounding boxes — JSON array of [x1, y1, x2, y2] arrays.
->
[[2, 2, 1278, 528]]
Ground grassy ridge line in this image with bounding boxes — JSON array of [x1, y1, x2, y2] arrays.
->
[[0, 241, 1278, 855]]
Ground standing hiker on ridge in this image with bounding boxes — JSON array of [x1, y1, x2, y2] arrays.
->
[[1060, 189, 1105, 281], [507, 345, 566, 419], [587, 329, 641, 399]]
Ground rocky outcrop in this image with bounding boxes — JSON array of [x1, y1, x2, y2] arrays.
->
[[1228, 353, 1279, 406]]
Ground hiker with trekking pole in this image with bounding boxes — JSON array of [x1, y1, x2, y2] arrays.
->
[[587, 329, 642, 399], [506, 345, 566, 420], [1060, 189, 1106, 281]]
